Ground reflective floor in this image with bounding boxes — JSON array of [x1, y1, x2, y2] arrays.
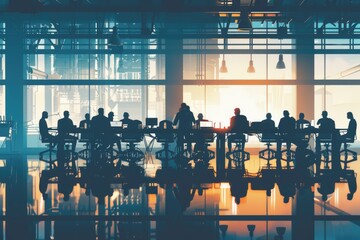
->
[[5, 147, 357, 240]]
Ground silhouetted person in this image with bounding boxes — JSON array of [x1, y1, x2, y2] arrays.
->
[[195, 113, 206, 128], [278, 110, 295, 150], [173, 103, 195, 152], [261, 113, 276, 140], [173, 103, 195, 130], [317, 110, 335, 140], [278, 110, 295, 133], [296, 112, 310, 129], [342, 112, 357, 141], [79, 113, 91, 142], [228, 108, 249, 151], [91, 108, 111, 147], [194, 113, 210, 152], [108, 111, 121, 151], [108, 111, 114, 122], [57, 111, 77, 152], [39, 111, 57, 143], [79, 113, 91, 129], [120, 112, 133, 126]]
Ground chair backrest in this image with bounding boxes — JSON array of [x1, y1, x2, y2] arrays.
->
[[156, 120, 174, 143], [121, 120, 143, 143]]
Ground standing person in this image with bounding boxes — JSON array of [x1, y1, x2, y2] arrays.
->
[[173, 103, 195, 130], [278, 110, 296, 167], [227, 108, 249, 152], [91, 108, 111, 148], [173, 103, 195, 152], [57, 110, 77, 152]]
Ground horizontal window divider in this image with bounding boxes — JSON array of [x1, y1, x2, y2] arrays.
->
[[23, 33, 360, 39], [25, 49, 360, 54], [3, 215, 360, 221], [25, 80, 165, 85], [21, 79, 360, 85]]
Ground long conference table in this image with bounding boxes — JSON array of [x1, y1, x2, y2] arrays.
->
[[48, 126, 350, 179]]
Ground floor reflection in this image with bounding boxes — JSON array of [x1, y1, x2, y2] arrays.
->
[[0, 151, 356, 239]]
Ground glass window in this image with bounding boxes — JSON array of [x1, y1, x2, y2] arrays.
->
[[26, 54, 165, 80], [267, 86, 297, 124], [184, 85, 296, 127], [183, 54, 294, 80], [26, 85, 165, 147], [315, 54, 360, 80], [315, 85, 360, 137]]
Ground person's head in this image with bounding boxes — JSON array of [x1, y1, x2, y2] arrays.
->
[[85, 113, 90, 120], [108, 111, 114, 120], [98, 108, 104, 116], [283, 196, 290, 204], [123, 112, 129, 119], [347, 112, 353, 120], [180, 102, 187, 109], [197, 113, 203, 120], [299, 113, 305, 119], [234, 108, 240, 116], [283, 110, 289, 117], [322, 110, 328, 118], [42, 111, 48, 119], [63, 111, 70, 118], [266, 113, 272, 120], [198, 188, 203, 196], [186, 105, 190, 111]]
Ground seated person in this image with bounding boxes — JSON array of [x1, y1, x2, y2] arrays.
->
[[79, 113, 91, 141], [317, 110, 335, 140], [296, 113, 311, 142], [296, 112, 310, 129], [195, 113, 207, 128], [108, 111, 115, 122], [57, 110, 77, 152], [341, 111, 357, 142], [227, 108, 249, 151], [79, 113, 91, 129], [261, 113, 276, 140], [120, 112, 133, 127], [39, 111, 57, 143], [278, 110, 295, 133], [194, 113, 210, 152], [108, 111, 121, 151]]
